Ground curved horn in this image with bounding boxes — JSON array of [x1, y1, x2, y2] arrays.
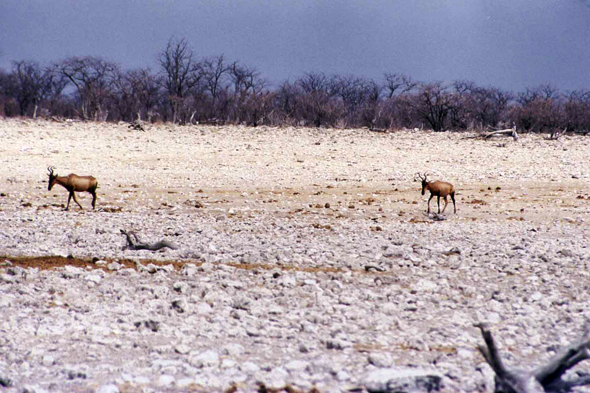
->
[[47, 166, 55, 175], [416, 172, 427, 181]]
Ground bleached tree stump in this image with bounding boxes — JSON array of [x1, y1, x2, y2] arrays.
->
[[476, 322, 590, 393], [120, 229, 178, 251]]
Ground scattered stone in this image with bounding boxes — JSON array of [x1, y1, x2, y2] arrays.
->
[[134, 320, 161, 332], [42, 355, 55, 367], [368, 352, 393, 368], [62, 266, 84, 278], [171, 298, 187, 313], [364, 368, 443, 393], [67, 370, 87, 380], [0, 376, 14, 387], [181, 263, 199, 277], [1, 123, 589, 392], [173, 281, 190, 293], [107, 262, 122, 271], [241, 361, 260, 374], [84, 274, 102, 284], [558, 249, 575, 258], [189, 350, 219, 368], [159, 375, 175, 386], [284, 360, 310, 372], [96, 384, 120, 393]]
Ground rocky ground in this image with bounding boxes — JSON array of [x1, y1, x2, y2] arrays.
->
[[0, 118, 589, 392]]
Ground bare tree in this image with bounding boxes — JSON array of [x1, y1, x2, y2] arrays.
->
[[58, 56, 120, 120], [330, 75, 382, 128], [510, 85, 563, 133], [564, 89, 590, 132], [294, 72, 342, 127], [411, 82, 453, 131], [201, 55, 232, 122], [228, 62, 269, 125], [0, 68, 17, 116], [125, 68, 162, 122], [273, 81, 300, 124], [383, 73, 417, 98], [332, 76, 376, 109], [229, 62, 260, 97], [6, 60, 56, 117], [158, 37, 203, 123], [468, 87, 513, 130], [42, 63, 70, 117]]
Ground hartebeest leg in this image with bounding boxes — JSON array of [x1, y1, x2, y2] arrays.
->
[[427, 195, 434, 213], [91, 191, 97, 209], [441, 196, 449, 214], [451, 192, 456, 213], [437, 196, 441, 213], [70, 191, 83, 209], [65, 193, 72, 210]]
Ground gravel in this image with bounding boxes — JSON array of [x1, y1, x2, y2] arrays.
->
[[0, 119, 589, 392]]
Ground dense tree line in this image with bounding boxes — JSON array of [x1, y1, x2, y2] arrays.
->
[[1, 37, 590, 133]]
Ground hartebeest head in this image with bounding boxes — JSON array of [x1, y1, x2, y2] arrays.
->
[[415, 172, 430, 196], [47, 166, 58, 191]]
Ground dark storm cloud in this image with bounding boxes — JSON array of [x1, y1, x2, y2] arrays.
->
[[1, 0, 590, 91]]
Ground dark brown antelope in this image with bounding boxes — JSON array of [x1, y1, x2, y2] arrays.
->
[[416, 172, 456, 214], [47, 166, 98, 210]]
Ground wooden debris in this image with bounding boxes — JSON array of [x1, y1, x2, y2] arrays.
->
[[364, 265, 386, 272], [545, 128, 567, 141], [465, 126, 519, 141], [476, 322, 590, 393], [128, 121, 145, 131], [120, 229, 178, 251], [482, 126, 518, 141]]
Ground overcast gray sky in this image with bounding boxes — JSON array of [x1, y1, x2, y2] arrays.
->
[[2, 0, 590, 92]]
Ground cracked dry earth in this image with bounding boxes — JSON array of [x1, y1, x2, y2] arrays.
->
[[0, 118, 589, 392]]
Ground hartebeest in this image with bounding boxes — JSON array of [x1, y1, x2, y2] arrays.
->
[[416, 172, 456, 214], [47, 166, 98, 210]]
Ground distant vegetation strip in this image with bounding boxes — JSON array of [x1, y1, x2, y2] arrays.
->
[[1, 37, 589, 133]]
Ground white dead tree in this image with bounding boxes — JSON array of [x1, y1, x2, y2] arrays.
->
[[465, 125, 519, 141], [482, 125, 519, 141], [120, 229, 178, 251], [476, 322, 590, 393]]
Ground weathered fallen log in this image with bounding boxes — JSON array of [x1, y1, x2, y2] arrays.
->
[[364, 265, 386, 272], [476, 322, 590, 393], [482, 127, 519, 141], [120, 229, 178, 251], [463, 126, 519, 141]]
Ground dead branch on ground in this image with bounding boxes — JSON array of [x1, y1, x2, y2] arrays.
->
[[545, 128, 567, 141], [120, 229, 178, 251], [465, 126, 519, 141], [476, 322, 590, 392], [483, 126, 519, 141], [128, 120, 145, 131], [364, 265, 386, 272]]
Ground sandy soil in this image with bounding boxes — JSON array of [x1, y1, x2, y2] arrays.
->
[[0, 118, 589, 392], [1, 119, 589, 224]]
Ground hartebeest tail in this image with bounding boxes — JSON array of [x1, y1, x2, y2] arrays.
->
[[416, 172, 456, 214], [47, 166, 98, 210]]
